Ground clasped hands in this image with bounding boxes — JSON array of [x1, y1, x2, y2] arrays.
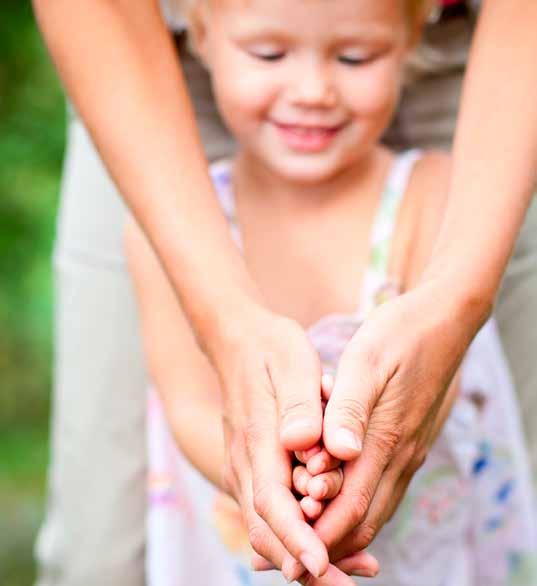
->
[[216, 286, 472, 584]]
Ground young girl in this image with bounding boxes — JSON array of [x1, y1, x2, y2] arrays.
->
[[126, 0, 537, 584]]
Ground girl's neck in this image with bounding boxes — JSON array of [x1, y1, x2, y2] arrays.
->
[[232, 146, 391, 217], [226, 145, 397, 327]]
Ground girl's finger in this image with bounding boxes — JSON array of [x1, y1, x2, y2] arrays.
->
[[292, 465, 312, 496], [306, 449, 341, 475], [295, 443, 322, 464], [321, 373, 335, 401], [307, 468, 344, 500], [300, 495, 325, 520]]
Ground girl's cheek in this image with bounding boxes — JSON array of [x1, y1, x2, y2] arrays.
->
[[214, 74, 277, 130], [342, 60, 403, 120]]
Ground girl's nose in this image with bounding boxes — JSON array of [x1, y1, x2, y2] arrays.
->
[[288, 58, 337, 108]]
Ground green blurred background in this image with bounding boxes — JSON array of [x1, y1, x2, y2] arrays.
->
[[1, 2, 65, 584]]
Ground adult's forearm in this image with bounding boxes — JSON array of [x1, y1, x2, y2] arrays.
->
[[33, 0, 260, 352], [424, 0, 537, 322]]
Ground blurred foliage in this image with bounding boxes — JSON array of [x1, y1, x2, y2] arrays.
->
[[1, 1, 66, 583], [0, 1, 64, 428]]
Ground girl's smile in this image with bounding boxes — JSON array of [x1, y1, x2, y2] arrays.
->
[[271, 120, 348, 153], [192, 0, 415, 185]]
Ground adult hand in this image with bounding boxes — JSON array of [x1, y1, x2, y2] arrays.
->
[[212, 306, 380, 583], [211, 306, 334, 579], [313, 279, 487, 563]]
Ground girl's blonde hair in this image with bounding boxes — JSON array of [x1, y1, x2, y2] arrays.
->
[[186, 0, 434, 24]]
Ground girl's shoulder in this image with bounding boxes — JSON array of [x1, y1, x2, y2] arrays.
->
[[396, 149, 452, 290]]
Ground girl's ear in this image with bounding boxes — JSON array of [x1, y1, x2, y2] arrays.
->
[[188, 3, 211, 67]]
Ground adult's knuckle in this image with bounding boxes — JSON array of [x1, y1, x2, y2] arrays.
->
[[408, 446, 428, 475], [253, 483, 272, 519], [371, 426, 404, 458], [244, 421, 264, 450], [248, 523, 268, 555], [355, 343, 381, 370], [281, 398, 316, 420], [228, 437, 246, 472], [345, 485, 374, 523], [354, 521, 378, 550], [337, 397, 369, 429]]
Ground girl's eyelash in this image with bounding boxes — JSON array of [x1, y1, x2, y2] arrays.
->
[[250, 51, 286, 62], [338, 55, 368, 66]]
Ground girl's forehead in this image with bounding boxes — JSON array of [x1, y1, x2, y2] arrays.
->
[[205, 0, 410, 41], [208, 0, 407, 22]]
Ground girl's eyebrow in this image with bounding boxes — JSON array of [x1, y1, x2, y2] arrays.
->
[[227, 21, 294, 43], [229, 20, 396, 46], [329, 24, 397, 44]]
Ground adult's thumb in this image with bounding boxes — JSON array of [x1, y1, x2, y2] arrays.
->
[[323, 347, 380, 460]]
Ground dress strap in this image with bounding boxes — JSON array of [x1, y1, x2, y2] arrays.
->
[[209, 159, 242, 248], [359, 149, 422, 315]]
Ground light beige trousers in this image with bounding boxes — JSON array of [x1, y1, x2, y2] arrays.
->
[[36, 22, 537, 586]]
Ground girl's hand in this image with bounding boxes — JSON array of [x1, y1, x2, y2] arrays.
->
[[293, 374, 343, 521], [293, 461, 344, 520]]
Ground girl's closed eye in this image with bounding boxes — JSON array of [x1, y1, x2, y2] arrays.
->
[[337, 50, 373, 66], [247, 43, 286, 62]]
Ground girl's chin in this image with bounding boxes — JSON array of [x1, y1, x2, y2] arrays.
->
[[266, 155, 350, 184]]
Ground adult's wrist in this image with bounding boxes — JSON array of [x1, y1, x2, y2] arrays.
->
[[194, 289, 269, 368], [419, 268, 494, 342]]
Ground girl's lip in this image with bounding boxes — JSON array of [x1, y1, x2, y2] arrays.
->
[[272, 121, 346, 153]]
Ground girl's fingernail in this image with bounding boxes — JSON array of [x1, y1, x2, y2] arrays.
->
[[321, 373, 334, 392]]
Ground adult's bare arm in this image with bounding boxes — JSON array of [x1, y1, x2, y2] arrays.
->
[[33, 0, 327, 576], [317, 0, 537, 561]]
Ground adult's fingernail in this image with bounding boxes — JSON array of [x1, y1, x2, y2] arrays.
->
[[299, 553, 322, 578], [334, 428, 361, 453], [282, 555, 302, 582], [351, 568, 379, 577], [282, 566, 294, 584], [251, 554, 276, 571]]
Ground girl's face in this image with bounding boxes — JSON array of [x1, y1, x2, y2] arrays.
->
[[196, 0, 415, 184]]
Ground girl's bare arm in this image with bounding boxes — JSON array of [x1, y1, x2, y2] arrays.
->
[[125, 220, 226, 489]]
